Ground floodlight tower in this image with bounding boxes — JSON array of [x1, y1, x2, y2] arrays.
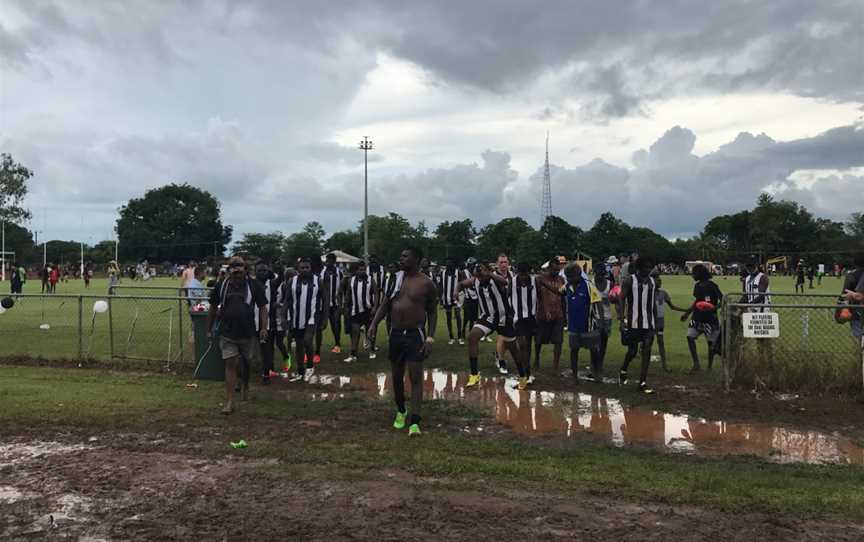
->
[[359, 136, 373, 263], [540, 132, 553, 227]]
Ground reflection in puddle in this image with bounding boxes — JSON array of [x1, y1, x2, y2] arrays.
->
[[311, 370, 864, 466]]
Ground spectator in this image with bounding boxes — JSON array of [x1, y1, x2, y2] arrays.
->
[[207, 256, 268, 415], [10, 264, 23, 294], [841, 253, 864, 341], [186, 266, 208, 305], [534, 256, 565, 371]]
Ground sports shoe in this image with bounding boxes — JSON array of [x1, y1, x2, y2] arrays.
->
[[458, 338, 465, 346], [517, 376, 528, 390], [448, 339, 455, 345], [638, 382, 654, 394], [497, 360, 508, 375], [304, 367, 315, 382], [331, 346, 342, 354], [368, 352, 377, 360], [619, 370, 629, 386], [313, 354, 321, 365], [288, 373, 304, 383], [393, 410, 407, 430], [343, 355, 357, 363], [408, 424, 421, 437], [466, 374, 481, 388], [527, 375, 536, 385]]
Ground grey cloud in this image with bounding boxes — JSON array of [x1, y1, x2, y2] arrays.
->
[[301, 142, 383, 166], [500, 122, 864, 236], [7, 1, 861, 118]]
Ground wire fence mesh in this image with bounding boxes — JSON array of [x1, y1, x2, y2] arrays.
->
[[0, 294, 210, 368], [108, 284, 213, 298], [724, 296, 864, 394]]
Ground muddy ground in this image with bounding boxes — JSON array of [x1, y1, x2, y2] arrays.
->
[[1, 427, 862, 541]]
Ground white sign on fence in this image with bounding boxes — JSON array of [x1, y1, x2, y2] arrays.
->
[[742, 312, 780, 338]]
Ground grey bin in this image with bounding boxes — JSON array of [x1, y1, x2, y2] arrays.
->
[[189, 310, 224, 380]]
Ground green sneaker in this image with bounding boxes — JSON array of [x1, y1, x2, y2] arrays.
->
[[408, 424, 421, 437], [284, 354, 293, 371], [393, 410, 407, 430]]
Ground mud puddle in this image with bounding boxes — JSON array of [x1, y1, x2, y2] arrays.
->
[[308, 370, 864, 465]]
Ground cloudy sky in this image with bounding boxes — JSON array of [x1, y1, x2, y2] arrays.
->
[[1, 0, 863, 245]]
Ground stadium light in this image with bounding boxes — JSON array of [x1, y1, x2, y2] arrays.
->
[[359, 136, 373, 264]]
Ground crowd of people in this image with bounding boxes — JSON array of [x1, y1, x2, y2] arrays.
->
[[201, 249, 792, 436]]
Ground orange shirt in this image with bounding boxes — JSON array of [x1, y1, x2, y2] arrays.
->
[[536, 274, 564, 321]]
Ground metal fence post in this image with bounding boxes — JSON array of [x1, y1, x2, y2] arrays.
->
[[177, 298, 184, 364], [77, 296, 83, 362], [108, 296, 115, 360], [723, 302, 732, 392]]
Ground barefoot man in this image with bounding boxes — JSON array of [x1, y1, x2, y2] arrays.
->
[[369, 246, 437, 437]]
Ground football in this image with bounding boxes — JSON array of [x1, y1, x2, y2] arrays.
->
[[837, 308, 853, 323], [694, 300, 716, 312], [0, 297, 14, 309]]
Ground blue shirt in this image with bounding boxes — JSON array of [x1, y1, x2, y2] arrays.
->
[[566, 280, 590, 333]]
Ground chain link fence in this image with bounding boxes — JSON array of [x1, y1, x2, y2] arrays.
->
[[0, 293, 209, 369], [108, 284, 213, 298], [723, 293, 864, 394]]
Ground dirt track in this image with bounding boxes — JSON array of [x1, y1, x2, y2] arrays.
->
[[2, 434, 863, 541]]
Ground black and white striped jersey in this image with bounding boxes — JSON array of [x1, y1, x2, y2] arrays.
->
[[625, 276, 656, 330], [369, 266, 385, 294], [319, 266, 343, 308], [476, 278, 513, 326], [349, 275, 375, 316], [461, 269, 479, 300], [289, 275, 322, 330], [511, 275, 537, 322], [440, 268, 460, 307]]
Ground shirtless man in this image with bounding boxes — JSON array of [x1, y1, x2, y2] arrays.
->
[[369, 246, 438, 437]]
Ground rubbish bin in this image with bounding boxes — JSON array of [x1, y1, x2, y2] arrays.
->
[[190, 310, 223, 381]]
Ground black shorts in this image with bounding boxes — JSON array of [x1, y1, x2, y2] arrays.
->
[[475, 319, 516, 341], [389, 328, 426, 363], [536, 318, 564, 345], [290, 327, 315, 342], [515, 317, 536, 338], [350, 311, 372, 327], [621, 328, 655, 347], [463, 299, 479, 321]]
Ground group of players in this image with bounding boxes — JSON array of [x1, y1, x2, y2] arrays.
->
[[207, 247, 757, 436]]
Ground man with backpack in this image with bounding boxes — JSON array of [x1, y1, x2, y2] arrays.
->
[[207, 256, 268, 415]]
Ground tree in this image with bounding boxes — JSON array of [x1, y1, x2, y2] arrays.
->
[[432, 219, 476, 263], [283, 231, 321, 264], [581, 212, 633, 259], [847, 213, 864, 241], [515, 230, 548, 267], [44, 240, 84, 268], [1, 222, 34, 264], [88, 240, 117, 266], [234, 232, 285, 263], [540, 215, 582, 259], [116, 184, 232, 262], [303, 222, 326, 248], [366, 213, 420, 263], [326, 230, 362, 257], [0, 153, 33, 223], [476, 217, 534, 260]]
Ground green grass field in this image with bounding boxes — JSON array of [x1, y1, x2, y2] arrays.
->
[[0, 273, 853, 380]]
